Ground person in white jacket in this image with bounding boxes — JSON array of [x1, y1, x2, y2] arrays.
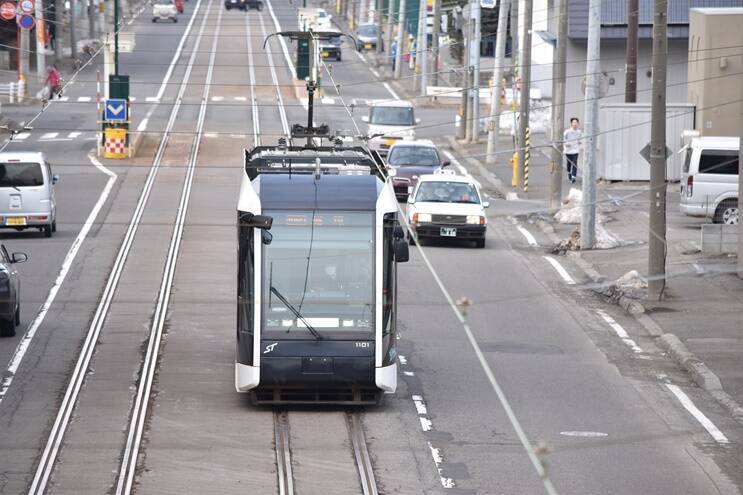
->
[[563, 117, 583, 183]]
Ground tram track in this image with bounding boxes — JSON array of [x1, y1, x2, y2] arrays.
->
[[27, 2, 219, 493]]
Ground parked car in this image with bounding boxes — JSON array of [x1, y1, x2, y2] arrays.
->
[[356, 23, 381, 51], [298, 7, 331, 30], [0, 243, 27, 337], [363, 100, 419, 156], [152, 0, 178, 21], [386, 140, 450, 200], [680, 136, 739, 225], [319, 33, 342, 62], [0, 152, 58, 237], [407, 170, 489, 248]]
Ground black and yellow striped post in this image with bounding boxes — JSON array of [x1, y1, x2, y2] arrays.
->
[[523, 127, 530, 192]]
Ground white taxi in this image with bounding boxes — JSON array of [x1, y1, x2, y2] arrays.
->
[[407, 170, 489, 248]]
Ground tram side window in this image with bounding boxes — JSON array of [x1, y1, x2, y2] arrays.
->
[[238, 221, 255, 336], [382, 214, 395, 335]]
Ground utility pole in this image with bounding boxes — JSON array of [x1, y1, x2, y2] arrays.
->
[[548, 0, 567, 208], [88, 0, 96, 38], [376, 0, 383, 55], [430, 0, 440, 86], [625, 0, 638, 103], [35, 0, 46, 83], [419, 0, 428, 96], [469, 0, 481, 142], [393, 0, 405, 78], [516, 0, 532, 185], [581, 0, 600, 249], [486, 0, 509, 163], [414, 0, 425, 91], [54, 0, 63, 62], [386, 0, 396, 67], [458, 11, 469, 140], [739, 48, 743, 279], [351, 0, 357, 30], [648, 0, 668, 298], [70, 0, 78, 60], [114, 0, 119, 74]]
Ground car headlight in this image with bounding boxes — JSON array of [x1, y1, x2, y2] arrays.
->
[[466, 215, 486, 225], [413, 213, 431, 223]]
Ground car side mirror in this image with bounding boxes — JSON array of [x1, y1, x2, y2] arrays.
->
[[393, 240, 409, 262], [441, 160, 451, 167], [482, 201, 490, 208], [361, 116, 369, 123], [239, 212, 273, 229], [407, 196, 414, 204], [52, 174, 60, 184], [11, 252, 27, 264]]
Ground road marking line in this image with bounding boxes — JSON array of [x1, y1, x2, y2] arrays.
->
[[419, 417, 432, 431], [440, 150, 482, 187], [58, 96, 69, 102], [412, 395, 428, 415], [382, 82, 399, 100], [264, 0, 296, 78], [234, 96, 247, 101], [145, 96, 159, 102], [40, 132, 58, 139], [76, 96, 91, 102], [136, 117, 149, 132], [370, 68, 379, 77], [403, 370, 414, 376], [258, 14, 290, 138], [299, 97, 308, 110], [398, 355, 407, 365], [211, 96, 224, 102], [596, 310, 643, 353], [15, 132, 30, 140], [506, 191, 520, 201], [666, 384, 730, 444], [321, 97, 335, 104], [543, 256, 576, 285], [129, 96, 136, 101], [67, 132, 82, 139], [428, 442, 455, 488], [0, 153, 117, 405], [516, 225, 538, 247]]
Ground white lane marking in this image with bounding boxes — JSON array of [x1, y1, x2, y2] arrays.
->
[[129, 96, 136, 102], [258, 14, 290, 137], [427, 442, 455, 488], [693, 263, 704, 275], [15, 132, 30, 140], [234, 96, 247, 102], [211, 96, 224, 102], [403, 370, 415, 376], [0, 153, 117, 405], [419, 417, 432, 431], [264, 0, 296, 78], [28, 3, 213, 492], [382, 82, 400, 100], [40, 132, 58, 139], [516, 225, 538, 247], [596, 310, 643, 353], [76, 96, 92, 102], [117, 8, 222, 493], [441, 150, 481, 187], [370, 68, 380, 77], [506, 191, 520, 201], [666, 384, 730, 444], [203, 132, 218, 138], [39, 138, 73, 142], [136, 117, 149, 132], [58, 96, 69, 102], [67, 132, 82, 139], [145, 96, 159, 102], [245, 13, 260, 145], [355, 50, 366, 62], [560, 431, 608, 438], [398, 355, 407, 365], [412, 395, 428, 415], [543, 256, 576, 285], [321, 97, 335, 105]]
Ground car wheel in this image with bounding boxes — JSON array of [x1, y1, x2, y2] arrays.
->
[[52, 220, 57, 233], [14, 306, 20, 326], [173, 17, 178, 22], [43, 225, 52, 238], [475, 238, 486, 248], [408, 235, 416, 246], [714, 199, 739, 225], [336, 54, 342, 61], [152, 17, 157, 22], [1, 317, 16, 338], [257, 3, 262, 9]]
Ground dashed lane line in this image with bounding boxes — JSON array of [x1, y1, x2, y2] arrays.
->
[[666, 384, 730, 444], [516, 225, 538, 247], [543, 256, 576, 285], [596, 310, 643, 354]]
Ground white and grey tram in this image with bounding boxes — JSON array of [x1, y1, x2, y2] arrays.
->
[[235, 143, 409, 404]]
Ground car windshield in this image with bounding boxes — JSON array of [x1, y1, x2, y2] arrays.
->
[[0, 162, 44, 188], [370, 106, 414, 126], [358, 25, 376, 36], [388, 146, 439, 167], [263, 210, 374, 336], [415, 181, 480, 204]]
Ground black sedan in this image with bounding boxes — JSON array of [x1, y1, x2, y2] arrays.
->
[[0, 243, 27, 337]]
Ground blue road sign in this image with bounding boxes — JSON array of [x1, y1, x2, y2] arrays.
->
[[105, 98, 128, 122], [17, 14, 35, 30]]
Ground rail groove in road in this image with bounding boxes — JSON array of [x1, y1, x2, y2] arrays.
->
[[347, 412, 380, 495], [27, 1, 216, 493], [274, 411, 295, 495]]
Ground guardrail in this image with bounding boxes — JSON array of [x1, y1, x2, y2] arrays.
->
[[0, 79, 27, 103]]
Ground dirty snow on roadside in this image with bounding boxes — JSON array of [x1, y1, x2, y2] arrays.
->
[[554, 188, 623, 249]]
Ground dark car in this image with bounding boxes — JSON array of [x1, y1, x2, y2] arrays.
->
[[320, 35, 342, 61], [225, 0, 260, 10], [355, 23, 381, 51], [386, 141, 450, 200], [0, 243, 27, 337], [245, 0, 262, 10]]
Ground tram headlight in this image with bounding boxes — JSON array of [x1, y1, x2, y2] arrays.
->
[[413, 213, 431, 224], [466, 215, 486, 225]]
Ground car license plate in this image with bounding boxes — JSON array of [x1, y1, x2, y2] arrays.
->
[[6, 217, 26, 226], [440, 227, 456, 237], [321, 51, 329, 57], [364, 43, 372, 49]]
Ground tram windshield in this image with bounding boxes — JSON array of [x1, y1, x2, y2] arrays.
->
[[263, 210, 374, 337]]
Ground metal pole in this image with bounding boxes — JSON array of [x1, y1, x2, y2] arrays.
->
[[88, 0, 96, 38], [516, 0, 532, 185], [414, 0, 425, 91], [430, 0, 440, 86], [386, 0, 396, 66], [70, 0, 78, 60], [35, 0, 46, 83], [469, 0, 481, 142], [648, 0, 667, 299], [458, 12, 469, 140], [739, 47, 743, 278], [419, 0, 428, 96], [485, 0, 509, 163], [581, 0, 600, 249], [393, 0, 405, 79], [625, 0, 638, 103], [376, 0, 383, 55], [114, 0, 119, 74], [548, 0, 567, 208]]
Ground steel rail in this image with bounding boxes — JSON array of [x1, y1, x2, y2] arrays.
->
[[274, 411, 295, 495], [347, 412, 379, 495]]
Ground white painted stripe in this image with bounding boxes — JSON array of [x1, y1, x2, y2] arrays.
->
[[15, 132, 30, 140], [203, 132, 218, 138], [0, 153, 117, 405], [264, 0, 296, 78], [234, 96, 247, 101], [419, 417, 432, 431], [57, 96, 69, 102], [245, 14, 260, 145], [39, 138, 73, 142], [543, 256, 576, 285], [40, 132, 58, 139], [398, 355, 407, 365], [211, 96, 224, 102], [67, 132, 82, 139], [666, 384, 729, 444], [355, 50, 366, 62], [321, 97, 335, 105], [129, 96, 136, 102], [516, 225, 538, 247], [145, 96, 159, 102], [136, 118, 149, 132], [77, 96, 92, 102], [427, 442, 455, 488], [441, 150, 481, 187], [412, 395, 427, 415], [370, 68, 380, 78], [403, 370, 415, 376], [596, 310, 643, 353], [382, 82, 400, 100], [506, 191, 520, 201], [258, 14, 290, 138]]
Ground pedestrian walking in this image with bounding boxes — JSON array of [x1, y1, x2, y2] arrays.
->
[[46, 64, 62, 99], [563, 117, 582, 183], [390, 39, 398, 72]]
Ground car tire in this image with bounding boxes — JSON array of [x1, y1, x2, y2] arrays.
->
[[152, 17, 157, 22], [14, 306, 20, 326], [336, 54, 342, 61], [43, 225, 52, 238], [173, 17, 178, 22], [408, 235, 416, 246], [257, 3, 262, 10], [475, 238, 486, 248], [52, 220, 57, 233], [1, 317, 16, 338], [714, 199, 739, 225]]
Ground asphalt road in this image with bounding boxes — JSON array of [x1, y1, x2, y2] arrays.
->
[[0, 0, 740, 493]]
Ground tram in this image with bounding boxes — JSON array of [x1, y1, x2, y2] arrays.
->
[[235, 125, 409, 404]]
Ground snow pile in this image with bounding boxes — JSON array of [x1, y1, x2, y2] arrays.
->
[[554, 188, 584, 224], [498, 100, 552, 135], [594, 224, 622, 249], [615, 270, 648, 290]]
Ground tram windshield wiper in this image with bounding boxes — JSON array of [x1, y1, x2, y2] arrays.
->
[[269, 286, 323, 341]]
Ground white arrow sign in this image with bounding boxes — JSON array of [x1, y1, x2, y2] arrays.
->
[[107, 103, 125, 116]]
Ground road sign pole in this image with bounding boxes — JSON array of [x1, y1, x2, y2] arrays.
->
[[114, 0, 119, 74], [34, 0, 45, 83]]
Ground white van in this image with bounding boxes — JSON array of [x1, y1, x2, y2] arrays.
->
[[0, 152, 58, 237], [680, 137, 738, 225]]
